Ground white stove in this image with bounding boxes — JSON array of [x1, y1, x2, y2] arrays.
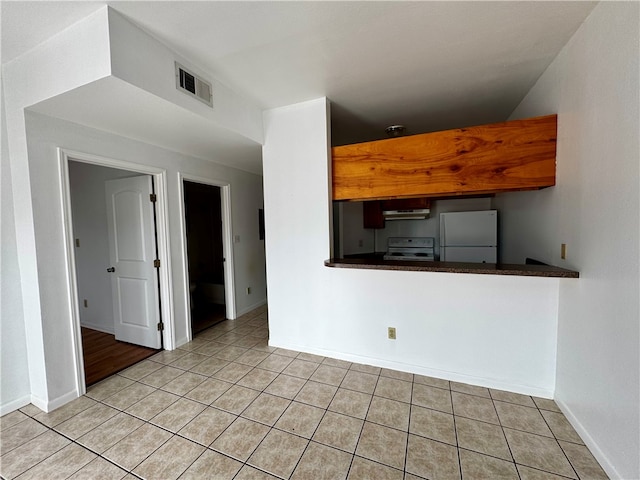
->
[[383, 237, 435, 261]]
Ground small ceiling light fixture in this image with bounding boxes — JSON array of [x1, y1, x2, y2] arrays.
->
[[385, 125, 406, 137]]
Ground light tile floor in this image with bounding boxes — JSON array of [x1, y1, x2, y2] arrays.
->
[[1, 306, 609, 479]]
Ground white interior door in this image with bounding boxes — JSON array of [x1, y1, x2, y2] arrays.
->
[[105, 176, 161, 349]]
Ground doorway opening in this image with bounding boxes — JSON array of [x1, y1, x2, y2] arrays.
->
[[67, 161, 162, 385], [183, 181, 227, 334], [59, 149, 174, 396]]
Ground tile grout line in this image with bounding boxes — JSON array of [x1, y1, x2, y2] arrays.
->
[[535, 398, 582, 480], [342, 367, 380, 478], [0, 428, 69, 480], [201, 347, 323, 477], [449, 384, 465, 480], [23, 413, 149, 479], [234, 362, 309, 478], [191, 353, 576, 476], [291, 361, 367, 474], [6, 307, 601, 480], [78, 413, 170, 477], [235, 345, 336, 478], [403, 374, 416, 477], [170, 317, 267, 478], [84, 335, 269, 476], [489, 389, 587, 480], [484, 388, 522, 479], [14, 372, 545, 480]]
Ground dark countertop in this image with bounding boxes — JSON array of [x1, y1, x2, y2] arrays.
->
[[325, 258, 579, 278]]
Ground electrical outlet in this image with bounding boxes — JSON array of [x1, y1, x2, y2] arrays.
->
[[83, 299, 88, 308], [234, 235, 241, 243], [388, 327, 396, 340], [358, 239, 364, 247], [561, 243, 567, 260], [247, 287, 251, 295], [75, 238, 80, 248]]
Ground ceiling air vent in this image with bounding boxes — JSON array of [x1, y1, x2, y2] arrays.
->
[[175, 62, 213, 107]]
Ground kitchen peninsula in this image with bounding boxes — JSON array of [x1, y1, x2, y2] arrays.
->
[[325, 258, 579, 278], [263, 98, 571, 401], [329, 114, 577, 278]]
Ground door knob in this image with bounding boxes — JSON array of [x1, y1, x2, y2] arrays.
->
[[107, 267, 115, 273]]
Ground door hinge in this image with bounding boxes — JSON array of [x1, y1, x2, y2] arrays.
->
[[157, 322, 164, 331], [154, 259, 161, 268], [150, 193, 157, 202]]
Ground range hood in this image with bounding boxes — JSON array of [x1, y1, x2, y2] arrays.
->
[[382, 208, 430, 220]]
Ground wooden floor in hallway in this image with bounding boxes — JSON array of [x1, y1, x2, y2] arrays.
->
[[81, 327, 159, 386]]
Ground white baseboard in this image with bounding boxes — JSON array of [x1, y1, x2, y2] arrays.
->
[[30, 394, 48, 412], [0, 394, 32, 416], [555, 398, 621, 480], [269, 339, 555, 399], [31, 389, 79, 413], [235, 299, 267, 318], [80, 321, 114, 335]]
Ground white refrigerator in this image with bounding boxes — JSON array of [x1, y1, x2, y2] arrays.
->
[[439, 210, 497, 263]]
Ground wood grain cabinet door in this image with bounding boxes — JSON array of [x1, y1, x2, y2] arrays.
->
[[332, 115, 557, 201]]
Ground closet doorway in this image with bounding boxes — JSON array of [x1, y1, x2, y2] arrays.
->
[[183, 181, 228, 334]]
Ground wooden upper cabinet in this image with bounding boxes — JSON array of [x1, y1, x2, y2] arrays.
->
[[332, 114, 557, 201], [362, 200, 384, 229]]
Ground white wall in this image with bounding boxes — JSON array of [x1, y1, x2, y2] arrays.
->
[[108, 8, 263, 145], [2, 5, 266, 412], [1, 84, 31, 414], [494, 3, 639, 478], [263, 98, 560, 397], [262, 99, 334, 338], [2, 6, 113, 412], [18, 111, 266, 409], [68, 162, 142, 334], [339, 202, 375, 255]]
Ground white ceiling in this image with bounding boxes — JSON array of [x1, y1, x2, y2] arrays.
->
[[29, 76, 266, 174], [2, 1, 596, 157]]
